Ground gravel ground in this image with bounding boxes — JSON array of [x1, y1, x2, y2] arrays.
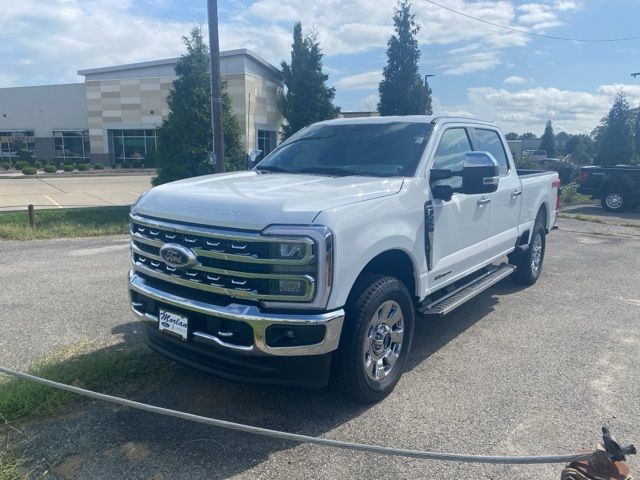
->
[[1, 213, 639, 479]]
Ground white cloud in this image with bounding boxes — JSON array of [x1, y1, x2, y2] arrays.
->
[[358, 93, 379, 112], [503, 75, 529, 85], [0, 0, 191, 86], [459, 84, 640, 134], [334, 71, 381, 90]]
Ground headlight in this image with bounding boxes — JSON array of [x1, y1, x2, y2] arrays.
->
[[261, 225, 334, 309]]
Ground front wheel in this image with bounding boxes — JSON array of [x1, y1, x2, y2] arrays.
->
[[333, 274, 414, 404], [601, 189, 629, 212], [509, 221, 546, 286]]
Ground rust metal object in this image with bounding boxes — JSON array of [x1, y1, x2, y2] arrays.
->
[[561, 445, 633, 480]]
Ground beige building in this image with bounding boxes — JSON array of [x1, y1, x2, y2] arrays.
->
[[0, 49, 283, 165]]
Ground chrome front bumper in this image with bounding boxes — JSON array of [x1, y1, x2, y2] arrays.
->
[[129, 271, 345, 356]]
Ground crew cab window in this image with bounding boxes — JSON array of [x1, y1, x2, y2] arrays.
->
[[474, 129, 509, 175], [431, 128, 472, 188]]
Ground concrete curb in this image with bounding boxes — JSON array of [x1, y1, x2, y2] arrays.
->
[[0, 170, 156, 180]]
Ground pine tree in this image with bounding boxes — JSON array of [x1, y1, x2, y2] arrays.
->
[[280, 23, 340, 140], [539, 120, 556, 158], [153, 26, 243, 186], [596, 92, 634, 166], [378, 0, 431, 116]]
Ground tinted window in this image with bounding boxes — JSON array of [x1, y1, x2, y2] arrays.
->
[[256, 122, 433, 177], [474, 129, 509, 175], [431, 128, 472, 188]]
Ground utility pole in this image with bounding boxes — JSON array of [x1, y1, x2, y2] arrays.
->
[[207, 0, 225, 173]]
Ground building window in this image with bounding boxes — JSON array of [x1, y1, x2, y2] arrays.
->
[[110, 129, 157, 163], [0, 130, 35, 159], [54, 130, 90, 162], [257, 130, 277, 159]]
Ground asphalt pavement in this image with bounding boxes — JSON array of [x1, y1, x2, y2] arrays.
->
[[0, 174, 153, 211], [1, 212, 639, 479]]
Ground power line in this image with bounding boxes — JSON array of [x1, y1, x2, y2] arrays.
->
[[422, 0, 640, 43]]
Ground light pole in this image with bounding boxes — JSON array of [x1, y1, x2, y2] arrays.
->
[[207, 0, 225, 173]]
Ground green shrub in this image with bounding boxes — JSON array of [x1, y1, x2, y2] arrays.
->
[[76, 163, 90, 171], [121, 160, 132, 169], [560, 183, 593, 207], [34, 161, 43, 169], [132, 159, 144, 168], [1, 162, 11, 170], [44, 165, 57, 173], [15, 160, 29, 170], [21, 166, 37, 175], [93, 163, 104, 170], [63, 159, 75, 166], [63, 164, 75, 172]]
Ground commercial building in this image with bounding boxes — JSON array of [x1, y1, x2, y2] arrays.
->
[[0, 49, 284, 165]]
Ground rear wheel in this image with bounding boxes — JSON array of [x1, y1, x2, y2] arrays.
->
[[509, 220, 546, 286], [601, 189, 630, 212], [333, 274, 414, 404]]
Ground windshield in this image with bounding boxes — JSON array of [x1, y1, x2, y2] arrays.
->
[[255, 122, 433, 177]]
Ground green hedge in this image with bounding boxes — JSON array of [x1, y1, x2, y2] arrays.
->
[[93, 163, 104, 170], [1, 162, 11, 170], [44, 165, 57, 173], [76, 164, 90, 171], [22, 166, 37, 175], [15, 160, 29, 170], [63, 165, 75, 172]]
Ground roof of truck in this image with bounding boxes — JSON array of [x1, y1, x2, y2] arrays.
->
[[317, 115, 499, 128]]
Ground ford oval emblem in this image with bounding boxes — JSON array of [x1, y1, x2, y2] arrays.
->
[[159, 243, 197, 269]]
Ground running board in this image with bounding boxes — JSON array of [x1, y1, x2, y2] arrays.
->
[[418, 263, 516, 316]]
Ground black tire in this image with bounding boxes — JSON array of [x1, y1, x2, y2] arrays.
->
[[332, 274, 414, 404], [509, 220, 546, 286], [601, 189, 630, 212]]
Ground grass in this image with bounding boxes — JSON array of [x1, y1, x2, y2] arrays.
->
[[0, 342, 173, 424], [0, 206, 130, 240], [558, 213, 605, 224], [560, 182, 594, 207]]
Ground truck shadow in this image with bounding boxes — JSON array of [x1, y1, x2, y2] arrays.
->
[[15, 282, 513, 479]]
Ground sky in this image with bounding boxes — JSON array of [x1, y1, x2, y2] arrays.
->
[[1, 0, 640, 135]]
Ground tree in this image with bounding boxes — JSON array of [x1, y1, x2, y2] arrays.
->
[[505, 132, 518, 141], [595, 92, 634, 166], [634, 106, 640, 162], [280, 23, 339, 140], [378, 0, 432, 115], [566, 134, 595, 165], [520, 132, 536, 140], [539, 120, 556, 157], [153, 27, 243, 186]]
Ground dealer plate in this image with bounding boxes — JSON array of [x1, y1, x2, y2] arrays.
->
[[158, 309, 189, 341]]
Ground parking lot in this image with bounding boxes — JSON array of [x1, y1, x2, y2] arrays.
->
[[1, 213, 639, 479], [0, 174, 152, 211]]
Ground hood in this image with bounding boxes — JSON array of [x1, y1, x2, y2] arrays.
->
[[134, 171, 404, 230]]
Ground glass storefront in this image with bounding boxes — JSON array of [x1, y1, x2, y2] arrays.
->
[[110, 129, 157, 162], [54, 130, 90, 162], [257, 129, 277, 160], [0, 130, 35, 159]]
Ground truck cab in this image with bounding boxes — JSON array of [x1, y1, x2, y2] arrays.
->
[[129, 116, 560, 403]]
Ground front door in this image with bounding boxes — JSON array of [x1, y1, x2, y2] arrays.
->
[[428, 127, 491, 290], [472, 128, 522, 258]]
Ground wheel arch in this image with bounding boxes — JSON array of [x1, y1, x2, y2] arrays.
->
[[349, 249, 418, 304]]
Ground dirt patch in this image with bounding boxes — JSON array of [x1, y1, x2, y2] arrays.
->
[[53, 453, 84, 480], [120, 442, 151, 461]]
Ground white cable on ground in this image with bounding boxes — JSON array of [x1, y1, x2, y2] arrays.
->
[[0, 366, 595, 465]]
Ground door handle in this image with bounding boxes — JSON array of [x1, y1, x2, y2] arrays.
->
[[511, 189, 522, 198], [477, 197, 491, 206]]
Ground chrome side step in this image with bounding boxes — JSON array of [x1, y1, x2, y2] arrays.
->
[[418, 263, 516, 316]]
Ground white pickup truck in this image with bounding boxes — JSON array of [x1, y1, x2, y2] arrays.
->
[[129, 116, 560, 403]]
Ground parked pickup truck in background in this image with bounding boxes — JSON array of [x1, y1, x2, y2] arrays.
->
[[578, 165, 640, 212], [128, 116, 560, 403]]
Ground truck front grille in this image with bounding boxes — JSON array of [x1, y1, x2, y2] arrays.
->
[[130, 214, 317, 303]]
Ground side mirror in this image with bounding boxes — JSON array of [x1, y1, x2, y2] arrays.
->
[[462, 152, 499, 194], [432, 184, 454, 201], [247, 149, 263, 169]]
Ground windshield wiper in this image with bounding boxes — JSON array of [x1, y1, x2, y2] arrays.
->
[[294, 167, 364, 177], [256, 165, 294, 174]]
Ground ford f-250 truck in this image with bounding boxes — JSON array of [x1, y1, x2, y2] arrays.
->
[[128, 116, 560, 403]]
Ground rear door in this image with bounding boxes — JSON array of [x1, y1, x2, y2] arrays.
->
[[429, 126, 491, 289], [472, 128, 522, 257]]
